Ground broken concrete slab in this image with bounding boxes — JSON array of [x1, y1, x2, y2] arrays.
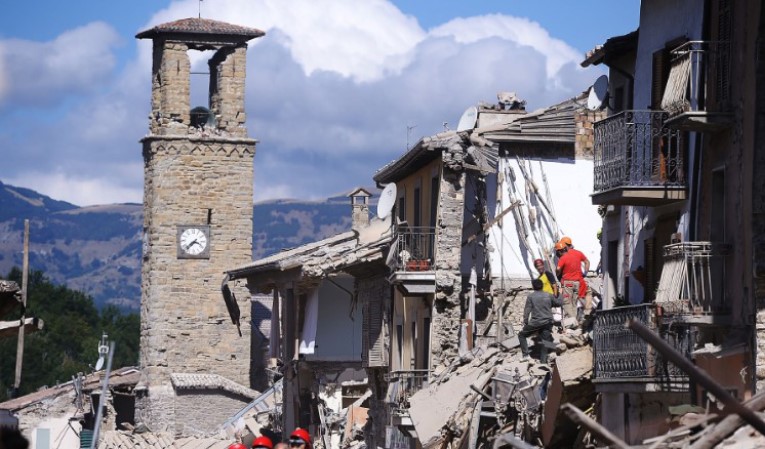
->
[[408, 363, 496, 449]]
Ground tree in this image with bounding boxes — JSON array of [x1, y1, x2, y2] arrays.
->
[[0, 268, 139, 401]]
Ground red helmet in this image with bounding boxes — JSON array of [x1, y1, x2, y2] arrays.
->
[[229, 444, 248, 449], [252, 436, 273, 449], [289, 428, 312, 446]]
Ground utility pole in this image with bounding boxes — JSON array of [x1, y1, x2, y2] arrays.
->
[[13, 219, 29, 395]]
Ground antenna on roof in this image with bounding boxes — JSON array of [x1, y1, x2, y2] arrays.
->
[[406, 124, 417, 150], [95, 332, 109, 371], [199, 0, 204, 19]]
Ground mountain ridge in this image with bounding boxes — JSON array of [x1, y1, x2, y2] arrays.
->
[[0, 180, 375, 311]]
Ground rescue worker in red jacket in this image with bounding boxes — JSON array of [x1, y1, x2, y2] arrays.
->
[[556, 237, 590, 325]]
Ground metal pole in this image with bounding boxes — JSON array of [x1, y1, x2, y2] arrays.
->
[[561, 403, 631, 449], [13, 219, 29, 393], [496, 289, 505, 345], [90, 341, 115, 449], [627, 319, 765, 437]]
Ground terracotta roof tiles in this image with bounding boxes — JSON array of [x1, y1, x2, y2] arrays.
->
[[136, 17, 265, 40]]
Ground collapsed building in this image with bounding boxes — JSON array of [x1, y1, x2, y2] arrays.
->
[[221, 90, 605, 449]]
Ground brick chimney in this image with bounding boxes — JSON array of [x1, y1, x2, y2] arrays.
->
[[348, 188, 372, 230]]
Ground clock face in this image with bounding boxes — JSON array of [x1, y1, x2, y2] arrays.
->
[[177, 226, 210, 258]]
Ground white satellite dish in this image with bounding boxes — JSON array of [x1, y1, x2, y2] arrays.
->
[[587, 75, 609, 111], [456, 106, 478, 132], [377, 183, 397, 220]]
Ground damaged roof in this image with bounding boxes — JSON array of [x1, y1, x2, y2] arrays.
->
[[0, 280, 22, 318], [101, 431, 233, 449], [170, 373, 260, 400], [478, 91, 588, 144], [227, 224, 391, 284], [581, 29, 639, 67], [373, 131, 466, 184], [0, 367, 140, 411]]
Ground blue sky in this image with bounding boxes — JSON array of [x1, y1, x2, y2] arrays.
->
[[0, 0, 639, 206]]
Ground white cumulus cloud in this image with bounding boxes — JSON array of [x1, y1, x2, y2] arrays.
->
[[0, 22, 121, 109], [0, 0, 604, 206]]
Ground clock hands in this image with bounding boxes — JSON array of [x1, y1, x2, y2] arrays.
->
[[183, 239, 200, 251]]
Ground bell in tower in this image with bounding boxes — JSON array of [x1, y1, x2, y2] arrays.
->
[[134, 17, 264, 436]]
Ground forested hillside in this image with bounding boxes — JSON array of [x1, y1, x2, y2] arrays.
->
[[0, 268, 139, 401]]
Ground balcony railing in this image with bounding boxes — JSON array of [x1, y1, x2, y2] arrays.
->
[[593, 304, 690, 382], [655, 242, 730, 319], [593, 110, 685, 193], [385, 370, 429, 414], [662, 41, 731, 128], [393, 227, 435, 272]]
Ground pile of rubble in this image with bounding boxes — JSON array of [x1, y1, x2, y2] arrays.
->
[[405, 325, 596, 449]]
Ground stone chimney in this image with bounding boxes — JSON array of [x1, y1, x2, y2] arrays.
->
[[348, 188, 372, 230]]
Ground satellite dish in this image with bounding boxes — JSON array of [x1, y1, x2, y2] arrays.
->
[[95, 333, 109, 371], [456, 106, 478, 132], [587, 75, 609, 111], [377, 183, 397, 220]]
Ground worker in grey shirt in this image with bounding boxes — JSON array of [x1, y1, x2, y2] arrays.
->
[[519, 278, 564, 363]]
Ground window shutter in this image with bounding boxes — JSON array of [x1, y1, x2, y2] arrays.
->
[[652, 49, 670, 109], [717, 0, 732, 104], [362, 277, 389, 368]]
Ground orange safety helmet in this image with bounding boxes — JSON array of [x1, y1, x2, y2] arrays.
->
[[229, 444, 248, 449], [289, 428, 312, 447], [554, 241, 566, 251], [252, 436, 274, 449], [560, 236, 573, 247]]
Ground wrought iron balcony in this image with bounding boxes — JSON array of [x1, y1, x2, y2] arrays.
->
[[593, 304, 690, 386], [663, 41, 733, 131], [384, 370, 429, 416], [592, 110, 686, 206], [393, 226, 435, 272], [388, 226, 436, 294], [655, 242, 731, 324]]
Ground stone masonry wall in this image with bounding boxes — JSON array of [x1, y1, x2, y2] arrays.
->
[[574, 110, 606, 158], [430, 165, 466, 373], [209, 45, 249, 137], [151, 41, 191, 134], [139, 137, 255, 432]]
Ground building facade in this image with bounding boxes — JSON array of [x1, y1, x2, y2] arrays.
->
[[586, 0, 765, 443], [135, 18, 264, 435]]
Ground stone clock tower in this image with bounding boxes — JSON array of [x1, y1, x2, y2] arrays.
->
[[135, 18, 264, 435]]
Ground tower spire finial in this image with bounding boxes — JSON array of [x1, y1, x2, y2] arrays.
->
[[198, 0, 203, 19]]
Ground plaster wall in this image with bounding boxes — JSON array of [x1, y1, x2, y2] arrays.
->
[[304, 277, 362, 361], [487, 158, 601, 280], [633, 0, 704, 110]]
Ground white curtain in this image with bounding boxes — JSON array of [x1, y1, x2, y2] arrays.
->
[[299, 288, 319, 355]]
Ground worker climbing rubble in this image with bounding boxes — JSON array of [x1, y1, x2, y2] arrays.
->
[[556, 236, 590, 327], [518, 278, 564, 363]]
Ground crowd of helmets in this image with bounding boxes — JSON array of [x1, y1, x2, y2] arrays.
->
[[229, 428, 312, 449]]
